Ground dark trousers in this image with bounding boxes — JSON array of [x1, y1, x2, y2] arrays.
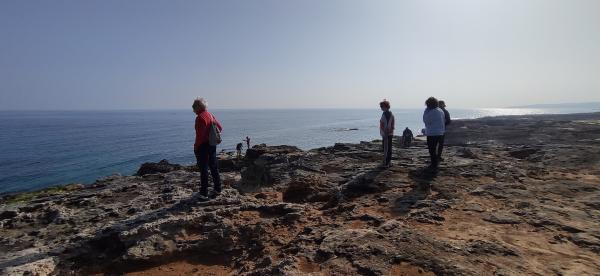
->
[[403, 136, 412, 147], [427, 135, 444, 167], [437, 135, 445, 159], [383, 135, 393, 165], [194, 143, 221, 195]]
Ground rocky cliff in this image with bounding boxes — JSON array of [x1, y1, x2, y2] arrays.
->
[[1, 113, 600, 275]]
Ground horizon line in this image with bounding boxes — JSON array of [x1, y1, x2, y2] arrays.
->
[[1, 101, 599, 112]]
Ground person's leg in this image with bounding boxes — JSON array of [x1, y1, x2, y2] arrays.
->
[[386, 135, 393, 165], [381, 136, 388, 165], [437, 134, 445, 160], [208, 145, 221, 193], [196, 144, 209, 196], [432, 136, 442, 167], [427, 136, 437, 167]]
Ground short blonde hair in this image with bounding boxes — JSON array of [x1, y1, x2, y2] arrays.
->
[[192, 97, 207, 112]]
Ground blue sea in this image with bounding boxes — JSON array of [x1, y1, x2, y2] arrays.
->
[[1, 107, 599, 194]]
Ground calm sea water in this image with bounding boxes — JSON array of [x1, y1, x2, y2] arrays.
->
[[1, 107, 598, 193]]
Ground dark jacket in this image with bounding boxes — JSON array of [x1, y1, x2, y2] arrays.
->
[[441, 108, 451, 126]]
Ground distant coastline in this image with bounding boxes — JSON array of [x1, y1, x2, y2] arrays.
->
[[510, 102, 600, 109]]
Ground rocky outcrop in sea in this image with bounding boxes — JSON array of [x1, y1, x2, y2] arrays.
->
[[1, 112, 600, 275]]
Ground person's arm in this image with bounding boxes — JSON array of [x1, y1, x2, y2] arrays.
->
[[391, 115, 395, 133], [423, 110, 430, 135], [194, 116, 203, 149]]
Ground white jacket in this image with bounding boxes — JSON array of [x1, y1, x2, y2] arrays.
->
[[423, 108, 445, 136]]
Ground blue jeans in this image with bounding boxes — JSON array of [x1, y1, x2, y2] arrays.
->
[[194, 143, 221, 195]]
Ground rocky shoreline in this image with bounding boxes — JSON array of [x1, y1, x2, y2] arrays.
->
[[1, 112, 600, 275]]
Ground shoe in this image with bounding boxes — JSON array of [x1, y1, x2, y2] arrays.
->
[[194, 192, 209, 201], [209, 191, 221, 199]]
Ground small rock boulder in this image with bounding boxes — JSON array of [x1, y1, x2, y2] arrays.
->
[[283, 174, 332, 203], [0, 210, 18, 220], [136, 159, 182, 176]]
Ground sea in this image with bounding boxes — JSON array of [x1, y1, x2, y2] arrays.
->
[[1, 106, 599, 194]]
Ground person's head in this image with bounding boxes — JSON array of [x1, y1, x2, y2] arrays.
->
[[425, 97, 439, 109], [379, 99, 390, 111], [439, 100, 446, 109], [192, 97, 207, 114]]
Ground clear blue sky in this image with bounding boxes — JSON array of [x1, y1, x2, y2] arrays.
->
[[1, 0, 599, 110]]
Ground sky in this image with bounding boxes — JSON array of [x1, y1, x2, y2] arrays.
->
[[1, 0, 599, 110]]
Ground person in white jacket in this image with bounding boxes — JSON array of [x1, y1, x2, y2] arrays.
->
[[423, 97, 446, 169], [380, 99, 395, 167]]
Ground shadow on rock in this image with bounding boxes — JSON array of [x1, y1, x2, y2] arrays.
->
[[408, 166, 438, 186], [321, 167, 387, 210], [392, 183, 432, 215]]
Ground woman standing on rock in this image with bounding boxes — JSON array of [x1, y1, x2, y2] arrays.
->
[[423, 97, 446, 169], [193, 98, 222, 198], [380, 99, 395, 168]]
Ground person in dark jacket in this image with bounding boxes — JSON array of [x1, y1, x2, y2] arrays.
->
[[438, 100, 451, 161], [439, 101, 451, 126], [402, 127, 413, 147], [193, 98, 222, 198], [236, 143, 243, 159]]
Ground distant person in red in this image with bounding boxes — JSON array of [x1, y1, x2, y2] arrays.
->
[[193, 98, 222, 198]]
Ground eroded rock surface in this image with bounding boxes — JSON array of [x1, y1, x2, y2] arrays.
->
[[1, 113, 600, 275]]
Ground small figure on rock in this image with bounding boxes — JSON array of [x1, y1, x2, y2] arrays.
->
[[423, 97, 445, 169], [402, 127, 413, 148], [236, 142, 243, 159], [192, 97, 223, 199], [380, 99, 395, 168], [438, 100, 451, 161], [245, 136, 251, 149]]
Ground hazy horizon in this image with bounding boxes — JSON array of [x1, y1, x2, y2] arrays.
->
[[2, 101, 600, 112], [1, 0, 599, 110]]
